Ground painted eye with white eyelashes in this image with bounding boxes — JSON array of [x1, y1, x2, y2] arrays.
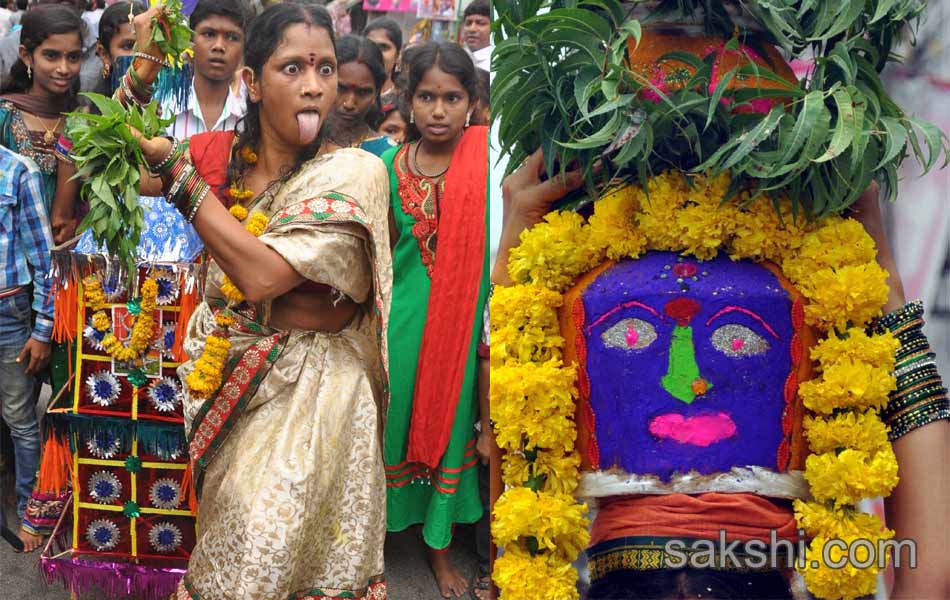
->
[[711, 324, 769, 357], [602, 318, 658, 351]]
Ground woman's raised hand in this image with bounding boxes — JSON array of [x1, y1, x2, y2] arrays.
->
[[499, 149, 584, 240], [131, 6, 165, 60], [491, 149, 585, 285]]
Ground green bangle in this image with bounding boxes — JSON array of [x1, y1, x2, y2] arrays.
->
[[877, 300, 924, 332], [886, 396, 950, 440], [149, 137, 181, 176]]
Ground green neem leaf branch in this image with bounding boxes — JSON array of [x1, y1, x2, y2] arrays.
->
[[492, 0, 949, 218], [67, 93, 173, 276], [150, 0, 193, 62]]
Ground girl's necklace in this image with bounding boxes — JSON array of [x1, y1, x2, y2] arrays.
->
[[35, 115, 63, 144], [411, 142, 449, 179]]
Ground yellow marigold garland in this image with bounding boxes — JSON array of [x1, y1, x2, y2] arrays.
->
[[492, 487, 589, 560], [218, 211, 270, 304], [228, 204, 249, 221], [804, 410, 891, 455], [184, 208, 269, 401], [493, 546, 583, 600], [797, 535, 884, 600], [83, 277, 107, 311], [491, 171, 900, 600], [83, 275, 159, 363], [184, 333, 231, 400]]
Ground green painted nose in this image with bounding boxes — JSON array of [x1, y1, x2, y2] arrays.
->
[[661, 324, 711, 404]]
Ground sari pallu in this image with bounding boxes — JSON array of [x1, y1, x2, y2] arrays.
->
[[176, 144, 392, 600]]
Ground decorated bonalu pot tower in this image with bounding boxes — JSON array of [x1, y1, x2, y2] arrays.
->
[[37, 197, 203, 600]]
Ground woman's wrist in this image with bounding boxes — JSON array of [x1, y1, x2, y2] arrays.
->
[[163, 155, 211, 223], [132, 56, 162, 88], [148, 136, 180, 174]]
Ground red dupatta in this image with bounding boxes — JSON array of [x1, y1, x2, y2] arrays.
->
[[406, 125, 488, 468]]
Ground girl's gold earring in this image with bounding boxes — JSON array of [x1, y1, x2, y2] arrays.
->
[[101, 63, 111, 78], [410, 110, 415, 124]]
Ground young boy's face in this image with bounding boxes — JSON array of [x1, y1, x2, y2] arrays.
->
[[463, 13, 490, 51], [192, 14, 244, 84]]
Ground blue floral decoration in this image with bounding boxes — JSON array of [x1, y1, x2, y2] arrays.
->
[[153, 323, 176, 359], [153, 271, 179, 306], [86, 518, 120, 551], [88, 470, 122, 504], [149, 477, 182, 510], [83, 317, 107, 351], [86, 431, 121, 459], [148, 521, 182, 553], [101, 271, 126, 301], [147, 377, 183, 413], [85, 372, 121, 406]]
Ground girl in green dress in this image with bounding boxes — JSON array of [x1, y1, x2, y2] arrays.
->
[[382, 41, 489, 598]]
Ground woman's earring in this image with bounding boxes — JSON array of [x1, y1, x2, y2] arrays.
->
[[465, 112, 471, 127], [101, 63, 111, 78], [26, 64, 31, 79], [410, 110, 415, 124]]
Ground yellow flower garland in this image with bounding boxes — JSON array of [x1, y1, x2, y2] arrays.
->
[[184, 208, 269, 401], [491, 171, 899, 600], [83, 275, 159, 363]]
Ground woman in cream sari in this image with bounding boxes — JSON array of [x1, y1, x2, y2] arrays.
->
[[126, 4, 391, 598]]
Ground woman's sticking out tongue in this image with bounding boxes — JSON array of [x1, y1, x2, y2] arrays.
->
[[297, 111, 322, 145]]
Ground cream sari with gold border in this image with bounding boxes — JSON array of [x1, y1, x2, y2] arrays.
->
[[176, 148, 391, 600]]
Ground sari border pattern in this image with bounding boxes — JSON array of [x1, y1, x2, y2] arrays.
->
[[187, 332, 287, 471], [179, 574, 387, 599]]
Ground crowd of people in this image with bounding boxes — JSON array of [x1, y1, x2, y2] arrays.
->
[[0, 0, 494, 598]]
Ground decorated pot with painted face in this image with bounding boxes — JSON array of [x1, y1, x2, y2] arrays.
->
[[562, 251, 813, 494]]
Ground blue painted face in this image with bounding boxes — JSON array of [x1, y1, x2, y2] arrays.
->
[[581, 251, 793, 480]]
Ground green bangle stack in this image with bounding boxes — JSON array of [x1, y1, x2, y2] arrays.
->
[[876, 300, 949, 440]]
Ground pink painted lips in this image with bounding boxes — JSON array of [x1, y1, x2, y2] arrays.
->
[[648, 412, 737, 446]]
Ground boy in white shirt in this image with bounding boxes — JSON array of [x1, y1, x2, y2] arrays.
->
[[163, 0, 247, 139]]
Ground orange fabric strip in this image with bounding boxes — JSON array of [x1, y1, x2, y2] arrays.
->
[[589, 493, 800, 547]]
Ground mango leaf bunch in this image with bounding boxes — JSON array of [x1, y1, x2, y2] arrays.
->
[[151, 0, 193, 65], [492, 0, 950, 218], [68, 94, 173, 275]]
